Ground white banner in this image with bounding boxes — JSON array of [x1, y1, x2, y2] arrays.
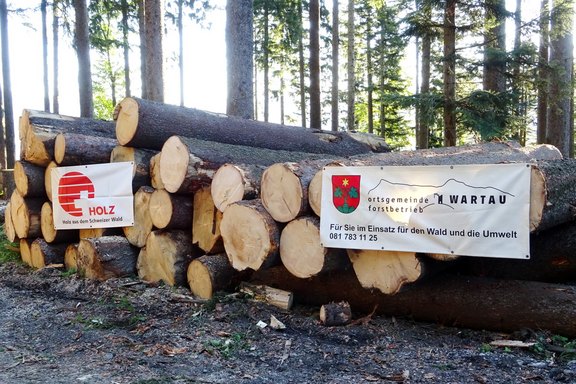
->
[[51, 162, 134, 229], [320, 163, 531, 259]]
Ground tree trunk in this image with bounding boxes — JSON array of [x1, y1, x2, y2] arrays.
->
[[158, 135, 335, 194], [110, 145, 157, 193], [187, 253, 244, 299], [149, 188, 193, 230], [280, 215, 349, 278], [251, 267, 576, 337], [30, 238, 67, 269], [192, 186, 224, 254], [211, 163, 266, 213], [220, 199, 281, 271], [4, 201, 18, 242], [138, 229, 199, 286], [346, 0, 355, 131], [54, 132, 118, 166], [114, 97, 371, 155], [77, 236, 139, 280], [79, 227, 123, 239], [123, 185, 154, 247], [143, 0, 163, 102], [537, 0, 549, 144], [40, 201, 79, 244], [9, 190, 44, 239], [73, 0, 93, 117], [226, 0, 253, 119], [14, 161, 46, 198], [331, 0, 339, 132], [0, 0, 15, 169], [443, 0, 456, 146], [52, 0, 60, 113], [320, 301, 352, 326], [309, 0, 321, 128]]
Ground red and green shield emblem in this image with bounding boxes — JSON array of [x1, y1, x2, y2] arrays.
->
[[332, 175, 361, 214]]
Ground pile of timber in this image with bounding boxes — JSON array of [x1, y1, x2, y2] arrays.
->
[[5, 97, 576, 338]]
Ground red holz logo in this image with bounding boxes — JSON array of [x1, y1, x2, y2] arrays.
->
[[57, 171, 115, 217]]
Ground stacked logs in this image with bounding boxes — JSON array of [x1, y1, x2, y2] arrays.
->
[[5, 97, 576, 338]]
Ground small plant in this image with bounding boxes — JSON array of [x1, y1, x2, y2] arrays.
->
[[0, 224, 20, 264], [205, 332, 249, 358], [479, 343, 493, 353], [532, 334, 576, 362], [60, 268, 77, 278]]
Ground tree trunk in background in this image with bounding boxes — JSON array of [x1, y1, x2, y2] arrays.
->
[[546, 0, 574, 158], [73, 0, 93, 118], [121, 0, 131, 97], [177, 0, 184, 106], [483, 0, 506, 94], [263, 4, 270, 122], [226, 0, 254, 119], [52, 0, 60, 113], [366, 12, 373, 134], [309, 0, 321, 128], [346, 0, 355, 132], [331, 0, 339, 132], [512, 0, 525, 144], [138, 0, 147, 98], [41, 0, 50, 112], [417, 2, 431, 150], [537, 0, 549, 144], [143, 0, 164, 102], [443, 0, 456, 146], [298, 0, 306, 127], [0, 0, 14, 168]]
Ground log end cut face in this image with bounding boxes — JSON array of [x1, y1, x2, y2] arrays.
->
[[211, 164, 246, 212], [159, 136, 190, 193], [280, 217, 325, 278], [261, 163, 303, 223], [115, 97, 139, 146], [187, 259, 214, 299], [149, 189, 174, 229]]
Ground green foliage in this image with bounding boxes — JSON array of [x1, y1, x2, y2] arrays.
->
[[205, 332, 250, 358], [0, 225, 20, 264], [458, 90, 514, 141], [532, 334, 576, 362]]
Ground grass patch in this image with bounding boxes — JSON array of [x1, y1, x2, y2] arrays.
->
[[0, 224, 20, 264]]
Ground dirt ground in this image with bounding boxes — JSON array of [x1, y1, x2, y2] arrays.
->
[[0, 260, 575, 384]]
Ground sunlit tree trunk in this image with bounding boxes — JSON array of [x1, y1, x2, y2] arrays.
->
[[298, 0, 306, 127], [346, 0, 355, 131], [546, 0, 574, 158], [443, 0, 456, 146], [121, 0, 131, 98], [226, 0, 254, 119], [52, 0, 60, 113], [263, 3, 270, 122], [331, 0, 339, 131], [483, 0, 506, 94], [178, 0, 184, 106], [143, 0, 164, 102], [138, 0, 147, 98], [417, 4, 431, 149], [74, 0, 93, 117], [537, 0, 549, 144], [41, 0, 50, 112], [366, 13, 373, 134], [309, 0, 321, 128]]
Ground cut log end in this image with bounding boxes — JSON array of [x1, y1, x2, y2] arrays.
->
[[114, 97, 139, 146], [211, 164, 248, 212], [319, 301, 352, 326], [261, 163, 305, 223], [53, 133, 66, 164], [159, 136, 190, 193]]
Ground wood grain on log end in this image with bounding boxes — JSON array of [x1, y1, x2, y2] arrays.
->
[[211, 163, 264, 212], [30, 238, 67, 269], [64, 243, 79, 271], [261, 163, 307, 223], [192, 187, 224, 254], [10, 190, 43, 239], [220, 200, 280, 271], [123, 186, 154, 247], [347, 249, 422, 295], [187, 253, 237, 299], [19, 238, 32, 266], [149, 188, 193, 230], [159, 136, 191, 193], [78, 236, 138, 281], [44, 161, 58, 202], [114, 97, 139, 146]]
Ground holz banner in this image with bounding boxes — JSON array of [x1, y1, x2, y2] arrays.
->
[[51, 162, 134, 229], [320, 163, 531, 259]]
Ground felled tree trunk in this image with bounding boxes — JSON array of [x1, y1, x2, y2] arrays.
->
[[40, 202, 79, 244], [79, 227, 123, 239], [30, 238, 67, 269], [44, 161, 58, 202], [279, 215, 349, 278], [319, 301, 352, 326], [149, 153, 164, 190], [138, 229, 199, 286], [4, 202, 18, 243], [187, 253, 245, 299], [19, 239, 32, 266], [148, 188, 193, 230], [77, 236, 139, 280], [114, 96, 373, 156], [211, 163, 266, 213], [251, 266, 576, 337], [9, 190, 44, 239], [54, 132, 118, 166], [14, 160, 46, 198], [123, 185, 155, 247], [220, 199, 281, 271], [192, 186, 224, 254], [110, 146, 157, 193], [158, 135, 334, 194]]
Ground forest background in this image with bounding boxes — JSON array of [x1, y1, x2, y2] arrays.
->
[[0, 0, 573, 174]]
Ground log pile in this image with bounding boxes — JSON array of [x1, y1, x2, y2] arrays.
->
[[5, 98, 576, 338]]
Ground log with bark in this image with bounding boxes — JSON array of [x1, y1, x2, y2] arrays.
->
[[77, 236, 139, 280], [192, 186, 224, 254], [44, 161, 58, 202], [40, 201, 79, 244], [4, 202, 18, 243], [211, 163, 266, 213], [9, 190, 44, 239], [149, 153, 164, 190], [54, 132, 118, 166], [220, 199, 281, 271], [138, 229, 200, 286], [123, 185, 155, 247], [14, 160, 46, 198], [114, 96, 375, 156], [110, 146, 158, 193], [149, 188, 193, 230], [279, 215, 349, 278], [1, 168, 16, 200], [79, 227, 123, 239], [187, 253, 246, 299], [30, 238, 67, 269], [238, 282, 294, 310], [251, 266, 576, 337], [319, 301, 352, 326], [158, 135, 335, 194], [19, 109, 115, 166]]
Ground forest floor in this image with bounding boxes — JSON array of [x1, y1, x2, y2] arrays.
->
[[1, 258, 576, 384]]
